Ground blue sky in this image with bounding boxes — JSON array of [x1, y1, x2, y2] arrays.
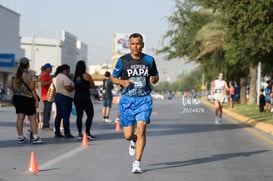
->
[[2, 0, 176, 64]]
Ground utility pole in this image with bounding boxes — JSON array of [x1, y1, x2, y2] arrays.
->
[[257, 62, 261, 105]]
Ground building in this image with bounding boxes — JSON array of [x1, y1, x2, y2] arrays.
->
[[21, 30, 88, 74], [0, 4, 88, 101], [0, 5, 24, 100]]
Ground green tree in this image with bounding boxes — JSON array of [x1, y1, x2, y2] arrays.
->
[[158, 0, 273, 104], [213, 0, 273, 104]]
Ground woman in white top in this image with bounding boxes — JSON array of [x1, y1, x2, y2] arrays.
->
[[54, 64, 75, 138], [212, 73, 229, 125]]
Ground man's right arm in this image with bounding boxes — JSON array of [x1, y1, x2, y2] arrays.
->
[[111, 77, 130, 89]]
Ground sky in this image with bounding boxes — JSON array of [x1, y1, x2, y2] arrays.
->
[[8, 0, 175, 63], [1, 0, 197, 82]]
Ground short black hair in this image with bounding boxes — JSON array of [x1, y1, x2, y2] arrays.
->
[[104, 71, 111, 77], [129, 33, 143, 40]]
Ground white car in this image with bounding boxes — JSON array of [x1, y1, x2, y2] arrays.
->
[[151, 92, 164, 100]]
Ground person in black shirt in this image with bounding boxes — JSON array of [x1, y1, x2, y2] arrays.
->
[[73, 60, 96, 140]]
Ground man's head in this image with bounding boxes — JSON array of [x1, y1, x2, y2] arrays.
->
[[104, 71, 111, 78], [129, 33, 144, 57]]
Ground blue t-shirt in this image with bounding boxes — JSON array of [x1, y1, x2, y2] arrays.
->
[[112, 53, 159, 96]]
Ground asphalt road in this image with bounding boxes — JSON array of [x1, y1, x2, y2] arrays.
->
[[1, 97, 273, 181]]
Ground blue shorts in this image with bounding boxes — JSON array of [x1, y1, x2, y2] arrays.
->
[[119, 94, 153, 127], [103, 98, 112, 108]]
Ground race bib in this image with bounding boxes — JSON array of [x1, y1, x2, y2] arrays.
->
[[215, 89, 221, 93]]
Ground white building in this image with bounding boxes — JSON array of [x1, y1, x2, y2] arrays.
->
[[0, 5, 24, 100], [0, 4, 88, 101], [21, 30, 88, 74]]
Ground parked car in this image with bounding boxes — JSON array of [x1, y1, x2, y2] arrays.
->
[[151, 92, 164, 100]]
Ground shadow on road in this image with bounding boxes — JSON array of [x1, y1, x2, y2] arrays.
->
[[148, 120, 252, 137], [146, 150, 269, 172]]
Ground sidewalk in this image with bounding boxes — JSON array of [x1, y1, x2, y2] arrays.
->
[[202, 99, 273, 136]]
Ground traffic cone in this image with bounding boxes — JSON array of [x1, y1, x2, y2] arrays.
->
[[28, 151, 39, 173], [115, 121, 121, 132], [81, 133, 89, 147]]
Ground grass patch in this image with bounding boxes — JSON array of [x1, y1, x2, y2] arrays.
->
[[224, 103, 273, 124]]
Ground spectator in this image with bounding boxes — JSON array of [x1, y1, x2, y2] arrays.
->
[[259, 88, 266, 112], [101, 71, 114, 123], [37, 66, 45, 129], [48, 66, 63, 131], [7, 57, 43, 144], [54, 64, 75, 138], [229, 81, 235, 110], [73, 60, 96, 140], [234, 82, 240, 104], [40, 63, 54, 131], [265, 80, 272, 112]]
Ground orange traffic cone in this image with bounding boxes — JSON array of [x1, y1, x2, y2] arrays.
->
[[81, 132, 89, 147], [28, 151, 39, 173], [115, 121, 121, 132]]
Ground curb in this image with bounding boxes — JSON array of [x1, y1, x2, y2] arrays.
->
[[201, 99, 273, 136]]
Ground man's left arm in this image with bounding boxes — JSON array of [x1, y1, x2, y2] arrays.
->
[[150, 59, 159, 85]]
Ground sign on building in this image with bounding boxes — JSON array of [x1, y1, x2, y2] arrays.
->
[[0, 54, 15, 67]]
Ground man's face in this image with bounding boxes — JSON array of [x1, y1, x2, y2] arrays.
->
[[129, 37, 144, 56]]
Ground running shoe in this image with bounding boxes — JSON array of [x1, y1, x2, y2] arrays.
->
[[129, 140, 136, 156], [218, 117, 222, 125], [132, 160, 142, 173], [87, 133, 96, 140], [32, 136, 44, 144], [17, 136, 27, 144], [105, 119, 112, 123], [215, 117, 221, 125]]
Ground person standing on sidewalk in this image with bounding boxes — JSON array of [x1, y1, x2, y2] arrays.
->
[[111, 33, 159, 173], [8, 57, 43, 144], [101, 71, 114, 123], [259, 88, 266, 113], [73, 60, 96, 140], [212, 72, 229, 125], [54, 64, 75, 138], [264, 80, 272, 112], [40, 63, 54, 131], [228, 81, 235, 110], [37, 66, 45, 129]]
